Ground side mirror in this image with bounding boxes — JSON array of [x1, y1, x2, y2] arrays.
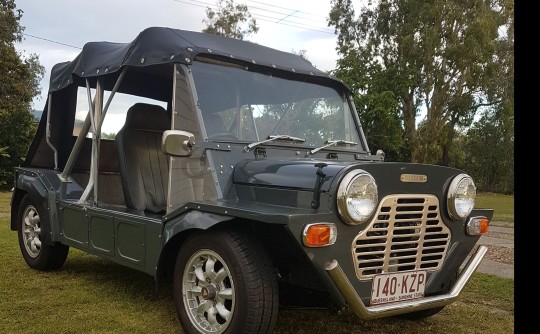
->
[[162, 130, 195, 157], [376, 149, 385, 161]]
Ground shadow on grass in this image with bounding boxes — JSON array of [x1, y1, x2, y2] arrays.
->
[[61, 250, 175, 302]]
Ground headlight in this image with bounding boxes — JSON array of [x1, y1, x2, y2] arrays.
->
[[337, 170, 378, 225], [447, 173, 476, 220]]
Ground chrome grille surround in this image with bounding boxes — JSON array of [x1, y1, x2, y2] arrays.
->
[[351, 194, 451, 280]]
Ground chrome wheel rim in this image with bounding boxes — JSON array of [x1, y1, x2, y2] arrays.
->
[[22, 205, 42, 258], [182, 249, 235, 334]]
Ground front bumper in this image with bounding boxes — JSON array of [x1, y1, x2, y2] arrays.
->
[[325, 245, 487, 319]]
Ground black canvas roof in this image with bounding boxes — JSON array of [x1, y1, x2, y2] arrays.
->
[[50, 26, 345, 93]]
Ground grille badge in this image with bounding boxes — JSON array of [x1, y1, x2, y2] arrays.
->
[[400, 174, 427, 183]]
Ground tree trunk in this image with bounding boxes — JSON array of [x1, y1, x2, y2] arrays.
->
[[402, 96, 418, 162]]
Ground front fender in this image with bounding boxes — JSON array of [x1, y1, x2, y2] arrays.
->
[[470, 208, 494, 222], [155, 210, 233, 283], [11, 170, 54, 245], [161, 210, 234, 246]]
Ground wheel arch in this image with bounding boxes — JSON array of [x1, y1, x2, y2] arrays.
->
[[10, 188, 26, 231], [155, 211, 292, 286], [156, 210, 233, 284], [11, 172, 51, 245]]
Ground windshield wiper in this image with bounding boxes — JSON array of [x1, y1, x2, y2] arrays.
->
[[244, 135, 306, 152], [307, 139, 358, 156]]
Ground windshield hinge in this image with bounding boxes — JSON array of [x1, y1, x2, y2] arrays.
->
[[254, 147, 267, 158], [327, 152, 338, 159], [311, 163, 328, 209]]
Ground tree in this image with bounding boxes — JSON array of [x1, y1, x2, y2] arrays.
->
[[328, 0, 513, 165], [0, 146, 9, 186], [291, 49, 308, 61], [0, 0, 45, 189], [202, 0, 258, 40], [463, 110, 514, 194], [101, 132, 117, 140], [332, 49, 406, 160]]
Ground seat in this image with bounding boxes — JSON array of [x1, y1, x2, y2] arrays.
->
[[115, 103, 170, 213]]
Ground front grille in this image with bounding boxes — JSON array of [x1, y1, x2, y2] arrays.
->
[[352, 194, 450, 280]]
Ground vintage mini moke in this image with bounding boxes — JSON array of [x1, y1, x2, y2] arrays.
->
[[10, 27, 493, 334]]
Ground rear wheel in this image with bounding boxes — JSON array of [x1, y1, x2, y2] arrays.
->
[[17, 194, 69, 270], [174, 228, 278, 334]]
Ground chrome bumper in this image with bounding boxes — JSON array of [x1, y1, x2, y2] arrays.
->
[[325, 245, 487, 320]]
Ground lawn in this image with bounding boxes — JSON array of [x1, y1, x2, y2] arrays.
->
[[476, 192, 514, 223], [0, 191, 514, 333]]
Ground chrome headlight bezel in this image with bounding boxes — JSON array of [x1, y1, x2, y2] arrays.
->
[[447, 173, 476, 220], [337, 170, 378, 225]]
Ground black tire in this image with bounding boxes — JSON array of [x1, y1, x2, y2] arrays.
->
[[396, 306, 445, 320], [173, 228, 279, 334], [17, 194, 69, 271]]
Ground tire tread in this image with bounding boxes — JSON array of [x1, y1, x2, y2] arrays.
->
[[174, 227, 279, 334], [17, 194, 69, 271]]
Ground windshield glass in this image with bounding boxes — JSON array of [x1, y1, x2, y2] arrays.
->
[[191, 60, 364, 152]]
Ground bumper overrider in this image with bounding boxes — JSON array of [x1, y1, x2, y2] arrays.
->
[[325, 245, 487, 319]]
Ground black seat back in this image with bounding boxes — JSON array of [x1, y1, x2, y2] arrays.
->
[[115, 103, 170, 213]]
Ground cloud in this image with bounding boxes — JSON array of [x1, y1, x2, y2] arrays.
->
[[14, 0, 339, 109]]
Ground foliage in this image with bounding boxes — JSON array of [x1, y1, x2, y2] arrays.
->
[[102, 132, 117, 140], [0, 147, 9, 158], [257, 99, 341, 146], [326, 41, 401, 159], [0, 147, 9, 186], [202, 0, 258, 40], [328, 0, 513, 166], [351, 74, 406, 161], [0, 0, 44, 189], [464, 110, 514, 194], [291, 49, 309, 61]]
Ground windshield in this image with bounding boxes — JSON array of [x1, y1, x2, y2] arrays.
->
[[191, 60, 365, 152]]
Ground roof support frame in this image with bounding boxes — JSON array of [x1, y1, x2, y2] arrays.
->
[[45, 93, 59, 170], [59, 69, 127, 183], [78, 78, 103, 205]]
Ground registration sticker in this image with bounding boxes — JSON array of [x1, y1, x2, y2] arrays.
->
[[370, 270, 426, 305]]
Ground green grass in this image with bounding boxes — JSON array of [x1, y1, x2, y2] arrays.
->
[[476, 192, 514, 223], [0, 191, 514, 333]]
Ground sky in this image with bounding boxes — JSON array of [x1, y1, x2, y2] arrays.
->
[[14, 0, 341, 111]]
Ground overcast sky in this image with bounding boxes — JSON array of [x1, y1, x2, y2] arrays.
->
[[14, 0, 341, 110]]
